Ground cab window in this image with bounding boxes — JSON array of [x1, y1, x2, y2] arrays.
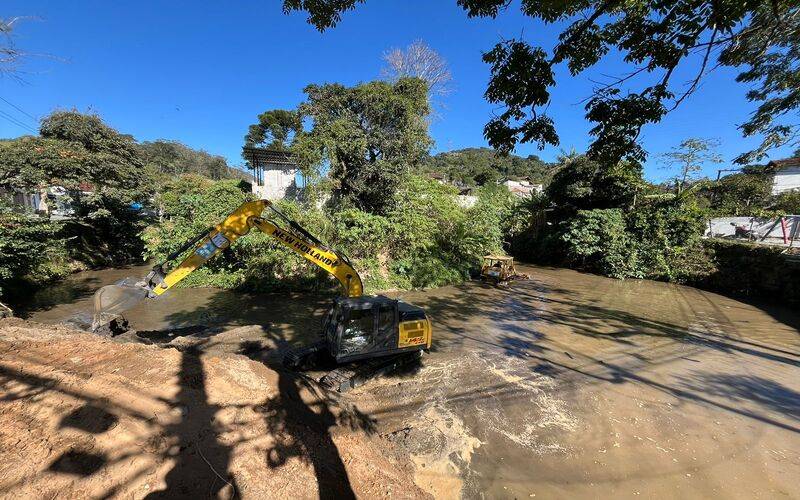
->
[[340, 308, 374, 354], [378, 304, 394, 334]]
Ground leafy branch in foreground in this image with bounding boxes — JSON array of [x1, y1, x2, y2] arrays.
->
[[283, 1, 800, 164]]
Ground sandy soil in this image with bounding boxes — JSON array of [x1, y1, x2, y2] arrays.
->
[[0, 318, 427, 499]]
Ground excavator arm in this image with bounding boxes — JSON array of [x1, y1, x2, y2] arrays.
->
[[93, 199, 362, 329], [146, 199, 363, 298]]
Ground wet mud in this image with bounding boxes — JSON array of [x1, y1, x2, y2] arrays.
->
[[19, 264, 800, 498]]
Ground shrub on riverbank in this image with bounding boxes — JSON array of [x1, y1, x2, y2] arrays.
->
[[142, 173, 511, 294], [0, 202, 74, 301], [689, 239, 800, 306], [510, 153, 709, 281]]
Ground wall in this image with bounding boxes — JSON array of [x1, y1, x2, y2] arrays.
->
[[706, 216, 800, 244], [252, 165, 299, 200], [771, 166, 800, 195]]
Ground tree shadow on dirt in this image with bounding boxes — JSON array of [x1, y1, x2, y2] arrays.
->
[[144, 342, 237, 498], [118, 289, 376, 498], [238, 325, 376, 499]]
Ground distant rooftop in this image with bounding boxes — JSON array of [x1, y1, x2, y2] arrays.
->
[[768, 157, 800, 170]]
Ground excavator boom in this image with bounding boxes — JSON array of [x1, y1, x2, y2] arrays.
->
[[93, 199, 362, 327]]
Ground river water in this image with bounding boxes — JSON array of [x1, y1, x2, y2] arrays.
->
[[17, 263, 800, 498]]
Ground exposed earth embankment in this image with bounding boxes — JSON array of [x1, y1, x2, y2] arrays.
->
[[0, 318, 426, 499]]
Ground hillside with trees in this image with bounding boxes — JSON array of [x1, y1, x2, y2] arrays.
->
[[423, 147, 551, 187], [139, 140, 248, 181]]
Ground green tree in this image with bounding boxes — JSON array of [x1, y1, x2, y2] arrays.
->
[[38, 111, 145, 193], [0, 199, 69, 301], [560, 208, 640, 279], [706, 167, 772, 216], [773, 190, 800, 215], [293, 78, 432, 214], [0, 111, 151, 265], [546, 155, 642, 211], [0, 137, 86, 189], [284, 1, 799, 164], [244, 109, 302, 151], [660, 138, 722, 194]]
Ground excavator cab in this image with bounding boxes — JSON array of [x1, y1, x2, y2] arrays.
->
[[323, 296, 430, 364]]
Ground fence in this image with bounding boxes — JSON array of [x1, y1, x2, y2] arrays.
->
[[706, 216, 800, 245]]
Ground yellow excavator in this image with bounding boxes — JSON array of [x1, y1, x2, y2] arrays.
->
[[93, 199, 431, 391]]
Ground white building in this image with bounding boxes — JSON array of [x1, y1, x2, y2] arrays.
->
[[501, 178, 543, 198], [243, 147, 301, 200], [769, 158, 800, 195]]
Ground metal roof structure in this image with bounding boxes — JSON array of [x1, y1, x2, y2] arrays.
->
[[242, 146, 296, 166], [242, 146, 298, 187]]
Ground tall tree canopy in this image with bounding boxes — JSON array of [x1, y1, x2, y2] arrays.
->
[[0, 111, 145, 194], [659, 138, 722, 194], [292, 77, 432, 214], [244, 109, 302, 151], [284, 1, 799, 164], [382, 40, 453, 97], [546, 155, 643, 211]]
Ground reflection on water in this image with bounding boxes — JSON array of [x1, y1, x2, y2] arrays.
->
[[18, 263, 800, 355], [20, 263, 335, 346]]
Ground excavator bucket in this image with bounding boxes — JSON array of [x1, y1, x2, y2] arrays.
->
[[92, 282, 148, 331]]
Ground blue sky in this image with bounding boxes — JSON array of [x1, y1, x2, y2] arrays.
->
[[1, 1, 794, 182]]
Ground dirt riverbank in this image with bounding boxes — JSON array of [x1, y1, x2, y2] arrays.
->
[[0, 318, 426, 499], [9, 264, 800, 498]]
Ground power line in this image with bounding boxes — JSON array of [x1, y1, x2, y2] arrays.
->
[[0, 109, 36, 132], [0, 109, 36, 133], [0, 96, 37, 122]]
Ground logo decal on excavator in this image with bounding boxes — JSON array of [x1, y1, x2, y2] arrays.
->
[[271, 228, 339, 268]]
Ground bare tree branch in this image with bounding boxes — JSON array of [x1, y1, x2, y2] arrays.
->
[[381, 39, 453, 97]]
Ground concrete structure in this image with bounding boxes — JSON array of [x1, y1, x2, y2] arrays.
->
[[768, 157, 800, 195], [242, 147, 301, 201], [501, 178, 543, 198]]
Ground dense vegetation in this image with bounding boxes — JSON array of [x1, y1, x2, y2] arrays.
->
[[3, 91, 799, 309], [506, 150, 800, 305], [292, 78, 433, 214], [142, 173, 511, 294], [0, 111, 245, 304]]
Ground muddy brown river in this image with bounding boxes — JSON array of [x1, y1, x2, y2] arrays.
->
[[18, 264, 800, 498]]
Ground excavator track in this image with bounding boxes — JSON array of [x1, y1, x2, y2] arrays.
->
[[319, 351, 422, 393], [282, 340, 327, 369]]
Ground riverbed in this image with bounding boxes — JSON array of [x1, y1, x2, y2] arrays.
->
[[18, 264, 800, 498]]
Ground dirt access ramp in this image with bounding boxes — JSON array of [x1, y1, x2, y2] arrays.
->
[[0, 318, 427, 499]]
